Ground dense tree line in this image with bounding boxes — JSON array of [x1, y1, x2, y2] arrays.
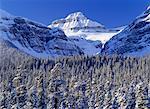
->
[[0, 54, 150, 109]]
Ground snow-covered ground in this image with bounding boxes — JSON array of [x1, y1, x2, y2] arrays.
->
[[65, 30, 122, 44]]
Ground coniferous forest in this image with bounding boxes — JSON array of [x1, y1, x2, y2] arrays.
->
[[0, 54, 150, 109], [0, 0, 150, 108]]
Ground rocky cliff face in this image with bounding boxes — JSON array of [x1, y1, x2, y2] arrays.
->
[[102, 7, 150, 56], [0, 10, 83, 58]]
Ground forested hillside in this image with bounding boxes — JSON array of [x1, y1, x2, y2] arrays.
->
[[0, 55, 150, 109]]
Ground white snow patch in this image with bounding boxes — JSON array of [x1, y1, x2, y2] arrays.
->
[[64, 29, 123, 44], [70, 36, 102, 55]]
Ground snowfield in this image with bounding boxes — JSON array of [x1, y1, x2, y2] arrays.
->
[[65, 30, 122, 44]]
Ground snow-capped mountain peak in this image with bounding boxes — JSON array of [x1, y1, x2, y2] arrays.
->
[[48, 12, 106, 55], [49, 12, 123, 44], [65, 12, 104, 28], [65, 12, 86, 19], [49, 11, 105, 31]]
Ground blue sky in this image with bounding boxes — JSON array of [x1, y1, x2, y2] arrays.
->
[[0, 0, 149, 28]]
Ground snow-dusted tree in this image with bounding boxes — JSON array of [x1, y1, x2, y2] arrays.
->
[[117, 87, 127, 109], [48, 63, 66, 109], [12, 67, 28, 108], [66, 94, 77, 109], [97, 84, 105, 108], [29, 85, 38, 109], [36, 73, 47, 109], [135, 82, 150, 109], [148, 82, 150, 108], [112, 96, 119, 109], [88, 92, 95, 109], [103, 80, 113, 109], [103, 90, 112, 109], [126, 85, 136, 109], [0, 90, 8, 108], [76, 83, 88, 109]]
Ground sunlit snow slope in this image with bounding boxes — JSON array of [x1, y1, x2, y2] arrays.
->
[[49, 12, 124, 44]]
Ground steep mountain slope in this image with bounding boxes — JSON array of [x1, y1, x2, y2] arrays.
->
[[102, 7, 150, 56], [0, 9, 84, 58], [49, 12, 123, 44]]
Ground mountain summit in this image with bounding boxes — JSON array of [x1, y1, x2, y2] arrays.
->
[[49, 12, 123, 44], [49, 12, 105, 32]]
